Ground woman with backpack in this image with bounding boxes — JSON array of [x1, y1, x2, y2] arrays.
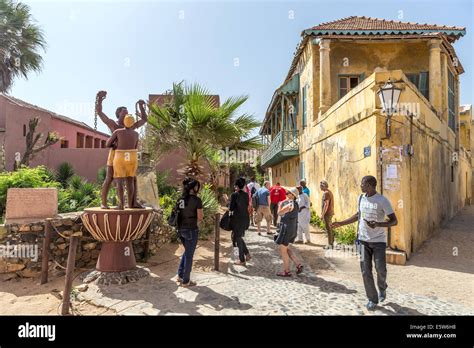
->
[[230, 177, 251, 266], [275, 187, 303, 277], [176, 178, 203, 287]]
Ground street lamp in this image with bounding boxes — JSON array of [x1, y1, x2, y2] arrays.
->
[[377, 79, 402, 138]]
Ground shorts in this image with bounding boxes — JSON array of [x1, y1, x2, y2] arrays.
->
[[113, 149, 138, 178], [255, 206, 272, 224], [107, 149, 115, 166]]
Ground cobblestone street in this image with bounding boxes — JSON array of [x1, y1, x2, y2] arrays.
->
[[77, 221, 474, 316]]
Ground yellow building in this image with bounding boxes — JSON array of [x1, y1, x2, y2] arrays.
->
[[459, 104, 473, 198], [260, 16, 471, 261]]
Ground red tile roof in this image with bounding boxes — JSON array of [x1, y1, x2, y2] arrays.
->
[[280, 17, 465, 82], [308, 16, 465, 31]]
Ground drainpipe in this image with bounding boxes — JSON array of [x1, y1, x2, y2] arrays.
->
[[378, 139, 389, 247]]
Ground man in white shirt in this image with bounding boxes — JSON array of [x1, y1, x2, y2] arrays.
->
[[332, 175, 398, 311], [247, 177, 261, 226]]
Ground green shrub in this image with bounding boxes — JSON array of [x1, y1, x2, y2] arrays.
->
[[97, 167, 107, 185], [68, 175, 83, 191], [159, 189, 180, 221], [57, 176, 102, 213], [310, 208, 325, 229], [160, 183, 219, 240], [156, 170, 176, 196], [198, 183, 219, 240], [310, 207, 357, 245], [55, 162, 75, 188], [0, 166, 60, 217], [333, 223, 357, 245]]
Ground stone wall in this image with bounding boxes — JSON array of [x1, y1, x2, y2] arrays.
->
[[0, 210, 175, 279]]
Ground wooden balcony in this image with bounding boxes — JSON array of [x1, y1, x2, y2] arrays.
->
[[261, 130, 299, 168]]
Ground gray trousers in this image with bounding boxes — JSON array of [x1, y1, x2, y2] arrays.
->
[[359, 241, 387, 303]]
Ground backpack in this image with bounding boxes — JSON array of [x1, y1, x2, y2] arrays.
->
[[251, 191, 259, 209], [250, 185, 257, 196]]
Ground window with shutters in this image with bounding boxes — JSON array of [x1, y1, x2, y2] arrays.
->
[[338, 75, 360, 99], [406, 72, 429, 100]]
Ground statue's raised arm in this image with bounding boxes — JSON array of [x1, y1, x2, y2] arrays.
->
[[95, 90, 118, 132], [132, 99, 148, 129]]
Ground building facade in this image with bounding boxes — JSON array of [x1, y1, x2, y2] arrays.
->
[[459, 104, 473, 198], [259, 16, 471, 258], [0, 94, 109, 181]]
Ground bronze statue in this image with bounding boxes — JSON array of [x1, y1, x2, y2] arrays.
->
[[95, 90, 147, 209], [105, 115, 139, 210]]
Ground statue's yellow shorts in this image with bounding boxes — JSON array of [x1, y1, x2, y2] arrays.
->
[[113, 149, 138, 178], [107, 149, 115, 166]]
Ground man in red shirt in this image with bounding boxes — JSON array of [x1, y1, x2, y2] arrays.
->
[[270, 182, 286, 226]]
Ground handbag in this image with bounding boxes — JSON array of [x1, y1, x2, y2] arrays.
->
[[167, 199, 182, 227], [220, 210, 233, 231]]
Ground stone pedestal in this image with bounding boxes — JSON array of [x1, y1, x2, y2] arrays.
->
[[80, 266, 150, 285]]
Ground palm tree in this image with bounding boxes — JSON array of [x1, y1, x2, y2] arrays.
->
[[0, 0, 46, 92], [148, 82, 262, 179]]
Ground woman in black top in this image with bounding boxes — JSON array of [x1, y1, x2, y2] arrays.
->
[[275, 187, 303, 277], [230, 177, 251, 266], [176, 178, 203, 287]]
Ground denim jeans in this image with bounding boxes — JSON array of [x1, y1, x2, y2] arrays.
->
[[177, 228, 199, 284], [359, 241, 387, 303]]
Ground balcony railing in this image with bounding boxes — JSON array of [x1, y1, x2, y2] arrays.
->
[[261, 130, 299, 167]]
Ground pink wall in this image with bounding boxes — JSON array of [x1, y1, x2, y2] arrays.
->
[[49, 117, 108, 149], [46, 148, 109, 181], [155, 147, 211, 186], [0, 96, 110, 181]]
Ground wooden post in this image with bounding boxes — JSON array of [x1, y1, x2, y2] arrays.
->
[[214, 213, 220, 271], [40, 218, 52, 285], [61, 236, 79, 316], [143, 225, 152, 260]]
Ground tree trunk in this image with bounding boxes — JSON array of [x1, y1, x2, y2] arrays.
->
[[16, 117, 59, 170]]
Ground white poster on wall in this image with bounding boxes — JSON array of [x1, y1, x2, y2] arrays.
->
[[386, 164, 398, 179]]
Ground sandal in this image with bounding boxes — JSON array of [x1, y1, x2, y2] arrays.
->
[[296, 264, 304, 275], [276, 271, 292, 277], [180, 280, 197, 288], [176, 277, 183, 284], [245, 254, 252, 262]]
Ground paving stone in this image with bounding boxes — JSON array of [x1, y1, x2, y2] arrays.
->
[[75, 223, 473, 316]]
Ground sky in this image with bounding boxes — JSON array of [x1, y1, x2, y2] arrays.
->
[[10, 0, 474, 134]]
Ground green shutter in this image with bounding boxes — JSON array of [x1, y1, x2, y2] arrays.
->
[[419, 72, 429, 99], [302, 85, 307, 128], [406, 74, 418, 86]]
